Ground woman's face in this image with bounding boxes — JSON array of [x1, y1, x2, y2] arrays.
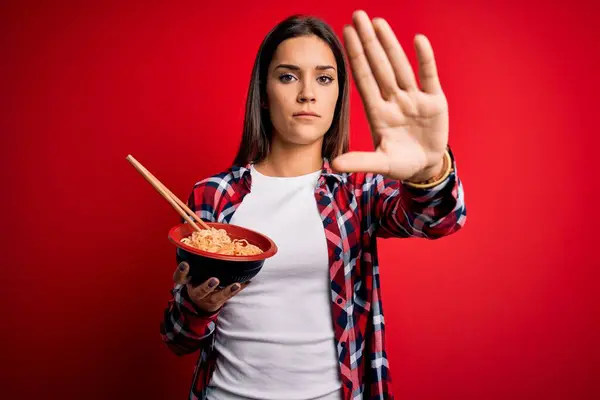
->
[[266, 35, 339, 148]]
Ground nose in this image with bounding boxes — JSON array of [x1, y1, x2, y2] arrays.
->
[[297, 81, 316, 103]]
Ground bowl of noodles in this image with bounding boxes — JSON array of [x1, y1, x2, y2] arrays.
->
[[168, 222, 278, 287]]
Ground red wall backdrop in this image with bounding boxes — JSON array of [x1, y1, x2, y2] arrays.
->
[[1, 0, 599, 399]]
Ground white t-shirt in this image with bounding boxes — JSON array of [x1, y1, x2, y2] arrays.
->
[[206, 165, 343, 400]]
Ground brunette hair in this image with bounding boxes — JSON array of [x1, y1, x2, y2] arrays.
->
[[233, 15, 350, 166]]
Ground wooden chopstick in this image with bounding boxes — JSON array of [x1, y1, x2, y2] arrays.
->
[[126, 154, 210, 230], [126, 155, 210, 231], [136, 161, 210, 230]]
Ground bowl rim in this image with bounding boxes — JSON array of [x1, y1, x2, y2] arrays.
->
[[168, 222, 278, 262]]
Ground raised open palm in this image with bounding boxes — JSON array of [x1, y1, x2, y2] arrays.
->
[[332, 10, 450, 182]]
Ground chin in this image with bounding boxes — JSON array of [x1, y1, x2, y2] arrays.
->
[[285, 127, 326, 146]]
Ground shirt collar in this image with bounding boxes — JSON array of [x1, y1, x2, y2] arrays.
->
[[232, 157, 345, 185]]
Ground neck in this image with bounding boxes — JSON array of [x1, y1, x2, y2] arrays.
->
[[255, 137, 323, 177]]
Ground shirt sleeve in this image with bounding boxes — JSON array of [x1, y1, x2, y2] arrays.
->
[[160, 283, 219, 356], [370, 148, 467, 239]]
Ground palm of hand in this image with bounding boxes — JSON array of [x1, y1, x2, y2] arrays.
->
[[332, 11, 450, 182]]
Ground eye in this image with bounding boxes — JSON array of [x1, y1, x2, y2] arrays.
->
[[317, 75, 335, 85], [279, 73, 297, 83]]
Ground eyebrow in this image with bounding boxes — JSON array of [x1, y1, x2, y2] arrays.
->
[[274, 63, 336, 71]]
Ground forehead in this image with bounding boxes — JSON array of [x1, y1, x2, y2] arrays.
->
[[270, 35, 337, 69]]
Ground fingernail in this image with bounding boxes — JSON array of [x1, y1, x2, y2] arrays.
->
[[208, 278, 218, 288], [178, 263, 186, 271], [231, 284, 240, 292]]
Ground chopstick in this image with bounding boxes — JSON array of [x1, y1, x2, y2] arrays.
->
[[125, 154, 210, 232]]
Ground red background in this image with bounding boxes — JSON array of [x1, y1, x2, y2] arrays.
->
[[1, 0, 599, 399]]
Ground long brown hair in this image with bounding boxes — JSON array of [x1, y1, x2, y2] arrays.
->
[[233, 15, 350, 166]]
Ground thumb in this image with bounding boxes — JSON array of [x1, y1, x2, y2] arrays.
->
[[173, 262, 190, 284], [331, 151, 390, 175]]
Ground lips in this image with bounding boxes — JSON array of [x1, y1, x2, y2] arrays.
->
[[293, 112, 320, 117]]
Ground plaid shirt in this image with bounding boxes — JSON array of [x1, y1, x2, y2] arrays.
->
[[161, 150, 467, 400]]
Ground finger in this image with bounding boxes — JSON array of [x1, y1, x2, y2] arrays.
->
[[372, 18, 418, 90], [186, 277, 220, 300], [210, 282, 248, 305], [414, 34, 442, 94], [331, 151, 390, 175], [351, 10, 398, 98], [343, 24, 380, 110], [173, 262, 190, 284]]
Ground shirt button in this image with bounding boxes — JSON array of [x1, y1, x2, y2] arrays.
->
[[336, 298, 343, 304]]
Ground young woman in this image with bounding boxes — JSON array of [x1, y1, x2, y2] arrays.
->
[[161, 10, 466, 400]]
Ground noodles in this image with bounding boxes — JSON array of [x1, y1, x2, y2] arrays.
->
[[181, 227, 263, 256]]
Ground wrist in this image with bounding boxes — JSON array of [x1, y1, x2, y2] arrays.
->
[[408, 158, 445, 183], [181, 285, 222, 316], [403, 150, 453, 189]]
